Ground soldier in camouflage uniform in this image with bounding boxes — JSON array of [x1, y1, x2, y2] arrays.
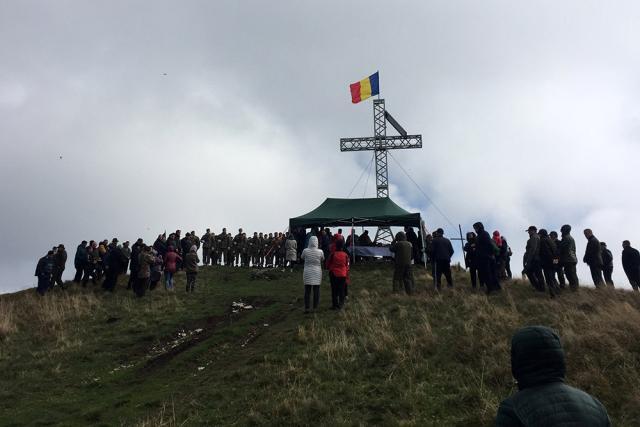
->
[[263, 233, 274, 267], [276, 233, 286, 267], [210, 231, 219, 266], [201, 229, 212, 265], [249, 232, 260, 267], [226, 233, 234, 266], [233, 228, 243, 266], [190, 231, 200, 251], [217, 228, 229, 266], [257, 232, 265, 267]]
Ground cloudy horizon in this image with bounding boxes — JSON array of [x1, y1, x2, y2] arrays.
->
[[2, 1, 640, 293]]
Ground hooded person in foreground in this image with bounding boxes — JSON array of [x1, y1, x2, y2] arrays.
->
[[495, 326, 610, 426]]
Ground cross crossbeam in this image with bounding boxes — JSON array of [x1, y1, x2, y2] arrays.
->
[[340, 135, 422, 152]]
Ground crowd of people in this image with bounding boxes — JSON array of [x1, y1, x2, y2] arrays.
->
[[33, 222, 640, 302]]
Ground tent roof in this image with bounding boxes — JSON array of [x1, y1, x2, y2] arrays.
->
[[289, 197, 421, 228]]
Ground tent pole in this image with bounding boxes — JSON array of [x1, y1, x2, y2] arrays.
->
[[351, 218, 355, 264]]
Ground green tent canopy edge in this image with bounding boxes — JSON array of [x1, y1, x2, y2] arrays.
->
[[289, 197, 421, 229]]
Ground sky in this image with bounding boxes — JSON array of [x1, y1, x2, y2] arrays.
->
[[2, 1, 640, 293]]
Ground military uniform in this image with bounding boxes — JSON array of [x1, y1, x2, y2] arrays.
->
[[201, 231, 212, 265], [233, 231, 243, 266]]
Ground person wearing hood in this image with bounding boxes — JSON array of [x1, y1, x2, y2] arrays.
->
[[621, 240, 640, 291], [495, 326, 610, 426], [301, 235, 324, 313], [473, 222, 501, 294], [184, 245, 200, 292], [390, 231, 414, 294], [285, 233, 298, 272], [35, 250, 55, 295]]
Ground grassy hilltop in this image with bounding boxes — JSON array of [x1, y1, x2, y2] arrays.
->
[[1, 265, 639, 426]]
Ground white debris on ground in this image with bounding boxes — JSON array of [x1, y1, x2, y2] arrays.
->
[[263, 324, 269, 327], [231, 301, 254, 313], [197, 366, 205, 371], [147, 327, 205, 358], [109, 363, 135, 374]]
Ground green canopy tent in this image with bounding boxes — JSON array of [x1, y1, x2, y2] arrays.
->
[[289, 197, 425, 264], [289, 197, 421, 229]]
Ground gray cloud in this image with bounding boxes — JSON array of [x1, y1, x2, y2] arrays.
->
[[2, 1, 640, 291]]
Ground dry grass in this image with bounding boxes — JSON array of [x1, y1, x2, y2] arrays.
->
[[262, 271, 640, 425], [135, 399, 182, 427], [0, 298, 17, 340]]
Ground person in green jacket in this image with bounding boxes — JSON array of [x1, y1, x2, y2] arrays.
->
[[184, 245, 200, 293], [389, 231, 414, 294], [495, 326, 610, 426]]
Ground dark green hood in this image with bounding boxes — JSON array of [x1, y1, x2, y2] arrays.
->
[[511, 326, 566, 390]]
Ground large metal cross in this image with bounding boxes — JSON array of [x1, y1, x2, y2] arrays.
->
[[340, 99, 422, 244]]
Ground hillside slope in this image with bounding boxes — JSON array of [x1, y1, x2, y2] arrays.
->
[[1, 265, 639, 426]]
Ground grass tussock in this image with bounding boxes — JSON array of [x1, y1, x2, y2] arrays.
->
[[0, 299, 17, 340]]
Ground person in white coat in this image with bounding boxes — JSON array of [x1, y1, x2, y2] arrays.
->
[[285, 233, 298, 272], [301, 235, 324, 313]]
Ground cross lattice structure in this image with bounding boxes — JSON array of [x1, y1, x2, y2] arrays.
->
[[340, 99, 422, 244]]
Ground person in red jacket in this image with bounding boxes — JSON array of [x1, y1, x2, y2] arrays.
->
[[326, 239, 350, 310], [163, 246, 182, 291]]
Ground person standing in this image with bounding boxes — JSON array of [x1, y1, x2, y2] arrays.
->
[[558, 225, 579, 291], [501, 235, 513, 279], [201, 229, 212, 265], [128, 239, 143, 289], [35, 250, 55, 295], [134, 245, 154, 297], [583, 229, 604, 288], [301, 236, 324, 313], [103, 239, 126, 292], [538, 229, 559, 298], [285, 233, 298, 272], [495, 326, 610, 426], [473, 222, 501, 294], [82, 241, 99, 287], [184, 245, 200, 292], [120, 241, 131, 275], [523, 226, 545, 292], [73, 240, 87, 283], [163, 246, 181, 291], [493, 231, 506, 279], [149, 250, 163, 291], [52, 244, 67, 289], [431, 228, 454, 289], [326, 239, 350, 310], [600, 242, 614, 287], [463, 232, 482, 289], [549, 231, 565, 288], [404, 226, 420, 265], [389, 231, 414, 294], [621, 240, 640, 292]]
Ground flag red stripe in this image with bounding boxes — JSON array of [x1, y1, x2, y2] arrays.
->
[[350, 81, 362, 104]]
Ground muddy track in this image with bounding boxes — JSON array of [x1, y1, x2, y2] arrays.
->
[[141, 297, 275, 373]]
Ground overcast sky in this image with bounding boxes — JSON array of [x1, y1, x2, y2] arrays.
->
[[2, 1, 640, 293]]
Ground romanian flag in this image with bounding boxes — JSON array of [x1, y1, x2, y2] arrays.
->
[[350, 72, 379, 104]]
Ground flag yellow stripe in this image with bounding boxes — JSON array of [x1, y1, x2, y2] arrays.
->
[[360, 77, 372, 101]]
